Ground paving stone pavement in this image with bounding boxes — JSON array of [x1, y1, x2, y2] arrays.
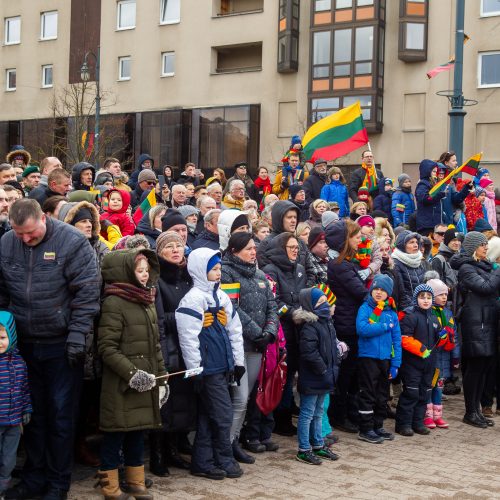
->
[[69, 394, 500, 499]]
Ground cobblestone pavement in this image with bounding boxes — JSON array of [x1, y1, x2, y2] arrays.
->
[[69, 394, 500, 499]]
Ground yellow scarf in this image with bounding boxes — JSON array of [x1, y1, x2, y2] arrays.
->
[[361, 162, 378, 193]]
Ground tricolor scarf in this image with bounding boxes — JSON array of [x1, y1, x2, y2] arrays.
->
[[432, 305, 455, 348], [281, 165, 305, 187], [348, 236, 372, 269], [369, 297, 397, 324], [104, 282, 156, 305], [361, 162, 378, 193]]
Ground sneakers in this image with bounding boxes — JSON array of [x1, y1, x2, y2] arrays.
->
[[374, 428, 395, 441], [482, 406, 494, 418], [396, 427, 414, 437], [358, 430, 384, 444], [423, 403, 436, 429], [296, 450, 322, 465], [313, 446, 339, 461]]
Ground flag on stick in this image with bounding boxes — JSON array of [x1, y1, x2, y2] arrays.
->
[[133, 188, 157, 224]]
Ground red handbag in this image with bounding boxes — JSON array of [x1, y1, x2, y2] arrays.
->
[[256, 344, 287, 416]]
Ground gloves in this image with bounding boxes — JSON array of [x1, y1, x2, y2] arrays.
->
[[452, 357, 460, 370], [22, 412, 31, 426], [280, 179, 289, 190], [65, 342, 86, 368], [422, 349, 431, 359], [234, 365, 246, 386], [439, 329, 448, 340], [254, 332, 274, 349], [216, 308, 227, 326], [193, 374, 204, 394], [389, 367, 398, 380], [159, 384, 170, 408], [129, 370, 157, 392], [337, 341, 349, 360], [203, 312, 214, 328], [358, 269, 371, 281]]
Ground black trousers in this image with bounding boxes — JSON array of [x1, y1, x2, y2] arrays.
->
[[464, 356, 494, 415], [396, 359, 434, 429], [357, 358, 390, 432], [480, 351, 500, 408], [243, 383, 274, 442]]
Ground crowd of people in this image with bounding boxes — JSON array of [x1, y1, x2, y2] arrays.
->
[[0, 140, 500, 500]]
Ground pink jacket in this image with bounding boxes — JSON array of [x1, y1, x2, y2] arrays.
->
[[485, 190, 497, 230]]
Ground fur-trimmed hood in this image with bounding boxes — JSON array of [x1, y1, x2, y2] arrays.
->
[[58, 200, 101, 238], [292, 308, 319, 325], [6, 148, 31, 166]]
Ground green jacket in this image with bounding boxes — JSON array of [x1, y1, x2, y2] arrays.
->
[[98, 249, 166, 432]]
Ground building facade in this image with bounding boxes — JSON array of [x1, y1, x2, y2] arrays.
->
[[1, 0, 500, 181]]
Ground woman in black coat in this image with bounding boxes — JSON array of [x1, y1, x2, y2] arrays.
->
[[262, 232, 307, 435], [150, 230, 195, 476], [325, 219, 367, 431], [450, 231, 500, 428]]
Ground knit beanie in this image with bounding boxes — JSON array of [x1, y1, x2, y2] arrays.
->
[[308, 227, 326, 250], [479, 177, 493, 189], [427, 279, 448, 298], [22, 165, 40, 178], [72, 207, 93, 225], [230, 213, 249, 232], [384, 178, 393, 186], [138, 169, 157, 184], [462, 231, 487, 257], [177, 205, 199, 219], [398, 174, 411, 187], [487, 236, 500, 263], [161, 208, 187, 231], [311, 287, 325, 309], [358, 186, 369, 200], [444, 228, 460, 246], [473, 218, 493, 232], [289, 183, 305, 200], [356, 215, 375, 228], [156, 230, 184, 256], [207, 253, 221, 274], [321, 211, 339, 229], [395, 230, 420, 252], [370, 273, 394, 297], [291, 135, 301, 146], [475, 186, 485, 197], [413, 283, 434, 304]]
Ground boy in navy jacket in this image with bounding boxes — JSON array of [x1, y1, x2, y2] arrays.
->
[[356, 274, 401, 444]]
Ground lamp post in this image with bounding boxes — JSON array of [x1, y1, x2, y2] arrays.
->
[[80, 46, 101, 167]]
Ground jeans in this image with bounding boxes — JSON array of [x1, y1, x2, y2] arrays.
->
[[0, 425, 21, 492], [100, 431, 144, 470], [430, 379, 443, 405], [297, 394, 325, 452], [19, 341, 83, 492], [230, 352, 262, 442]]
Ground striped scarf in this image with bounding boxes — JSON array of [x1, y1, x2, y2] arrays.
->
[[348, 236, 372, 268], [361, 162, 378, 193], [369, 297, 397, 324], [432, 305, 455, 342]]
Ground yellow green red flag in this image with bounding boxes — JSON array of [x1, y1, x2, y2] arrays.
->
[[133, 187, 157, 224]]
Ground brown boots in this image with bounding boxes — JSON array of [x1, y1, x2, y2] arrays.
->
[[123, 466, 153, 500], [95, 469, 133, 500]]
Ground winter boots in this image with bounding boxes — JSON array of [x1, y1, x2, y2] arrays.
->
[[95, 469, 133, 500], [123, 466, 153, 500], [423, 403, 436, 429], [423, 403, 449, 429]]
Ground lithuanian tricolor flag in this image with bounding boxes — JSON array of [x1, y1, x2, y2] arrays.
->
[[133, 187, 157, 224], [302, 102, 369, 162], [220, 282, 240, 302]]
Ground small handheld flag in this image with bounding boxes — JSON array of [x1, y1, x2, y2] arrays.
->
[[133, 188, 157, 224]]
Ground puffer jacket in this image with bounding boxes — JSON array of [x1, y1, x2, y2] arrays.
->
[[450, 253, 500, 358], [391, 188, 416, 227], [98, 249, 166, 432], [221, 253, 278, 353], [128, 153, 154, 190], [320, 180, 349, 217], [392, 257, 426, 311], [441, 180, 470, 226], [176, 248, 244, 375], [373, 186, 393, 221], [100, 189, 135, 237], [415, 159, 446, 232], [356, 297, 402, 367], [71, 161, 95, 191], [192, 229, 220, 251], [0, 217, 100, 345]]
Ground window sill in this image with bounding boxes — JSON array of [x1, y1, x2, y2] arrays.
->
[[115, 26, 135, 32], [42, 85, 53, 89], [480, 12, 500, 17], [5, 89, 16, 92], [478, 83, 500, 89], [161, 73, 175, 78], [4, 42, 20, 46], [118, 78, 131, 82], [213, 9, 263, 19], [159, 20, 180, 26], [212, 67, 262, 75], [40, 37, 57, 42], [403, 128, 425, 132]]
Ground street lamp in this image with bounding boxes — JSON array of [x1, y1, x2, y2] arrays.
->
[[80, 47, 101, 167]]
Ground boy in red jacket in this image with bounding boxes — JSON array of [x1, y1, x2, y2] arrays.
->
[[100, 189, 135, 236]]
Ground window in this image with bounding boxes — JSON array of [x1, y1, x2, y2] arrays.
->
[[277, 0, 299, 73], [40, 11, 57, 40], [42, 65, 53, 88], [398, 0, 428, 61], [405, 23, 424, 50], [481, 0, 500, 16], [5, 16, 21, 45], [6, 69, 16, 91], [315, 0, 332, 11], [214, 43, 262, 73], [161, 52, 175, 76], [160, 0, 180, 24], [118, 57, 131, 80], [478, 52, 500, 88], [117, 0, 136, 30]]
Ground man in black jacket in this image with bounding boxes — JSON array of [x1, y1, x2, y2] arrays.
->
[[192, 209, 221, 250], [348, 150, 385, 202], [303, 158, 328, 203], [1, 199, 100, 500], [28, 168, 72, 207]]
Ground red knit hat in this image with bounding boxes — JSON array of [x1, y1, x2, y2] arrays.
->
[[479, 177, 493, 189], [358, 186, 369, 200]]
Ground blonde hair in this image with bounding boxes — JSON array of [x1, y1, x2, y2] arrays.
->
[[295, 221, 311, 239], [350, 201, 368, 216], [374, 217, 395, 246], [312, 199, 329, 211]]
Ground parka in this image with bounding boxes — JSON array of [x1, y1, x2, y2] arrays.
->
[[415, 159, 446, 233], [100, 188, 135, 237]]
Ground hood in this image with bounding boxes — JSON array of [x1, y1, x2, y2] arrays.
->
[[136, 153, 154, 170], [58, 200, 101, 238], [449, 252, 473, 271], [0, 310, 17, 354], [95, 171, 114, 187], [68, 190, 98, 203], [438, 242, 454, 257], [271, 200, 299, 234], [187, 247, 221, 293], [419, 159, 438, 180], [217, 209, 249, 251], [71, 162, 96, 189], [103, 188, 131, 214], [101, 248, 159, 287], [222, 252, 256, 279], [325, 220, 347, 253], [263, 232, 297, 272]]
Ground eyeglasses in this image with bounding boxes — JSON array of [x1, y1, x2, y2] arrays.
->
[[434, 232, 446, 236], [480, 242, 488, 247], [286, 245, 299, 251], [146, 181, 157, 186]]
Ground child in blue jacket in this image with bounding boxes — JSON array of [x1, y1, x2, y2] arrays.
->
[[356, 274, 401, 444], [0, 311, 32, 496], [391, 174, 416, 227], [320, 167, 349, 218]]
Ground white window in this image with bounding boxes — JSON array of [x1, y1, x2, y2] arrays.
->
[[5, 16, 21, 45], [42, 65, 53, 88], [478, 51, 500, 88], [481, 0, 500, 17], [161, 52, 175, 76], [160, 0, 180, 24], [6, 69, 16, 91], [117, 0, 136, 30], [41, 11, 58, 40], [118, 56, 131, 80]]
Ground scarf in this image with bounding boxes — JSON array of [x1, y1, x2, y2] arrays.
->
[[361, 162, 378, 193], [254, 176, 272, 210], [104, 282, 156, 305], [369, 297, 397, 324], [391, 248, 423, 269], [432, 305, 455, 347], [348, 236, 372, 268], [282, 165, 304, 186]]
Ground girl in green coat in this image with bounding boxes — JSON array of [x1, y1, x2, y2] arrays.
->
[[96, 249, 167, 500]]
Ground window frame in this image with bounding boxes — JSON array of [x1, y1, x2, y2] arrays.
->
[[116, 0, 136, 31], [480, 0, 500, 17], [40, 11, 58, 41], [160, 0, 180, 24], [478, 51, 500, 88], [6, 69, 16, 92], [118, 56, 131, 81], [41, 64, 53, 88], [161, 51, 175, 77], [4, 16, 21, 45]]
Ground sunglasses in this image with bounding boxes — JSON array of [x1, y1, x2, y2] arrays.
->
[[146, 181, 157, 186], [435, 232, 446, 236]]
